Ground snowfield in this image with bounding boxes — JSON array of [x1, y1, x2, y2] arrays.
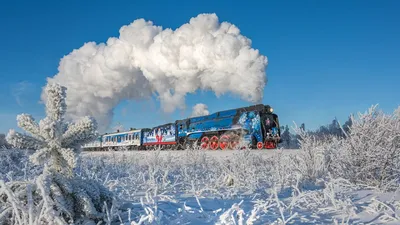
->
[[2, 147, 399, 224]]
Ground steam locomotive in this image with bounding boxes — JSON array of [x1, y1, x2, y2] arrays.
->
[[82, 104, 281, 151]]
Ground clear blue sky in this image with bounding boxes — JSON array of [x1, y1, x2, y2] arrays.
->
[[0, 0, 399, 134]]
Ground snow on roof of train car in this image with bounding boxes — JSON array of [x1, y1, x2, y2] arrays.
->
[[102, 128, 143, 136]]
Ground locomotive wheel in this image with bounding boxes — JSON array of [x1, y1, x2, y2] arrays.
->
[[229, 134, 240, 149], [201, 136, 209, 150], [257, 141, 264, 150], [265, 141, 277, 149], [210, 136, 219, 150], [219, 135, 229, 150]]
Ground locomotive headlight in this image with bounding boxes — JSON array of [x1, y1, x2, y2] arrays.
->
[[265, 105, 274, 113]]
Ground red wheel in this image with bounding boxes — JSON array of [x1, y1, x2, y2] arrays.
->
[[201, 136, 209, 150], [264, 141, 276, 149], [229, 134, 240, 149], [257, 141, 263, 150], [210, 136, 219, 150], [219, 135, 229, 150]]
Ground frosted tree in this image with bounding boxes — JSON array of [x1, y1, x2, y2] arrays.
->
[[6, 83, 98, 176], [1, 83, 114, 224]]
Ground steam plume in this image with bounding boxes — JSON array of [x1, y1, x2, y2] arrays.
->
[[191, 103, 210, 117], [42, 13, 268, 132]]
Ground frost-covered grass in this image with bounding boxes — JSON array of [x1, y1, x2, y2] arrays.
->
[[1, 148, 399, 224]]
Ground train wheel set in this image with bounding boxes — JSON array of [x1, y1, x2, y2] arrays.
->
[[198, 133, 277, 150]]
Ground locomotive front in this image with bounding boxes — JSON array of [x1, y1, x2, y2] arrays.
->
[[260, 105, 281, 149]]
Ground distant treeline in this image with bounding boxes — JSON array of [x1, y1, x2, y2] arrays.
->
[[279, 115, 353, 149]]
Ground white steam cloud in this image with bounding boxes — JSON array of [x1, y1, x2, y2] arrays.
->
[[191, 103, 210, 117], [42, 13, 268, 132]]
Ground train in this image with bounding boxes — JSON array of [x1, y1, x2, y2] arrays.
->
[[82, 104, 282, 151]]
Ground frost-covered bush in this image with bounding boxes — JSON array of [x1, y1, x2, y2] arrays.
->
[[0, 83, 114, 225], [290, 125, 332, 187], [329, 105, 400, 191], [292, 105, 400, 191]]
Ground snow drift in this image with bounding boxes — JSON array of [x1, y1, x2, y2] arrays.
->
[[42, 13, 268, 132]]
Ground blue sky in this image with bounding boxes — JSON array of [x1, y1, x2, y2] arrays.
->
[[0, 0, 399, 134]]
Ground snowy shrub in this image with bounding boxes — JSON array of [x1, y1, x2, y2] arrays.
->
[[291, 105, 400, 191], [289, 124, 330, 187], [0, 83, 114, 225], [329, 105, 400, 191]]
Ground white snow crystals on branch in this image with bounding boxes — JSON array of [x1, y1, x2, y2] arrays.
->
[[1, 83, 114, 225], [6, 83, 98, 177]]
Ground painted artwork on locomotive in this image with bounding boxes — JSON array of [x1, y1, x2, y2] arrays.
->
[[237, 111, 263, 143], [143, 123, 177, 144]]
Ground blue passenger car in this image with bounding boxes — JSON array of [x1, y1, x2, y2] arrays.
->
[[142, 123, 177, 149]]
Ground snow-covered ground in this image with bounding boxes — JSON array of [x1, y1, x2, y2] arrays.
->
[[3, 147, 398, 224], [80, 149, 400, 225], [0, 150, 400, 224]]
